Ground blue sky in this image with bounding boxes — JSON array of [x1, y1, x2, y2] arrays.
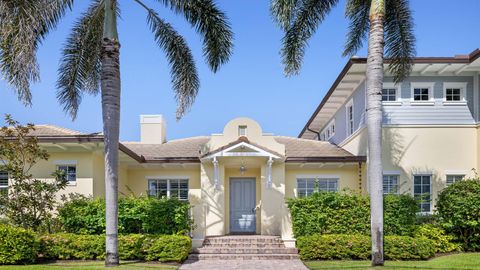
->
[[1, 0, 479, 141]]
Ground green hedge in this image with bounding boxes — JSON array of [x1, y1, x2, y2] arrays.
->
[[58, 195, 193, 235], [436, 179, 480, 251], [0, 224, 38, 264], [38, 233, 191, 262], [297, 234, 435, 260], [287, 192, 418, 237], [414, 224, 460, 253]]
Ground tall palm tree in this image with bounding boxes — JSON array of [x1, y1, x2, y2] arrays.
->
[[271, 0, 415, 266], [1, 0, 233, 266]]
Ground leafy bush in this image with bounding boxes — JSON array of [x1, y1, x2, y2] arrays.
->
[[39, 233, 105, 260], [58, 195, 193, 235], [39, 233, 191, 262], [297, 234, 435, 260], [436, 179, 480, 251], [414, 224, 460, 253], [0, 224, 39, 264], [287, 192, 418, 237], [143, 235, 192, 262], [384, 194, 418, 236]]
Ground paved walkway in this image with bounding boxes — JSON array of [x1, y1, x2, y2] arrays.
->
[[179, 259, 308, 270]]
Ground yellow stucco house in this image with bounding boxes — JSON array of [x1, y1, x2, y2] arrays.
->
[[1, 116, 365, 248]]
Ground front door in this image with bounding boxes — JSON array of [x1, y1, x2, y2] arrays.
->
[[230, 178, 256, 234]]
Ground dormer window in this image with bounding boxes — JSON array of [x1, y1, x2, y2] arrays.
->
[[238, 125, 247, 136], [410, 82, 434, 105]]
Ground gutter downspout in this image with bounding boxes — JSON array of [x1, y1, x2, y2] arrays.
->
[[307, 127, 321, 141]]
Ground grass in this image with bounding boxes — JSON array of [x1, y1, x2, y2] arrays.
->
[[0, 261, 178, 270], [305, 253, 480, 270]]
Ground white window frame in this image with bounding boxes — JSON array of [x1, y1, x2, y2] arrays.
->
[[296, 175, 339, 197], [345, 100, 354, 136], [410, 82, 435, 105], [322, 120, 335, 140], [382, 83, 402, 105], [383, 174, 400, 194], [443, 82, 467, 105], [57, 165, 77, 185], [413, 174, 433, 214], [147, 177, 189, 201], [238, 125, 247, 136], [446, 174, 465, 186], [0, 171, 8, 196]]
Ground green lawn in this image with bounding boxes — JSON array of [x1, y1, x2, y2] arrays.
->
[[0, 261, 177, 270], [305, 253, 480, 270]]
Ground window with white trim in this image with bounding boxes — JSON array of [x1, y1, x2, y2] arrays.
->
[[411, 83, 434, 102], [0, 171, 8, 196], [238, 125, 247, 136], [443, 82, 467, 102], [346, 101, 354, 136], [446, 175, 464, 186], [297, 178, 338, 197], [322, 120, 335, 140], [57, 165, 76, 183], [382, 88, 397, 101], [414, 175, 431, 213], [383, 175, 399, 194], [148, 178, 189, 201]]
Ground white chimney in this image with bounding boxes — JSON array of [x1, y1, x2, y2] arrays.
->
[[140, 115, 166, 144]]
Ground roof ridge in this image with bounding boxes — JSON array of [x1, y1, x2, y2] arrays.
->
[[34, 124, 84, 135], [122, 136, 210, 144]]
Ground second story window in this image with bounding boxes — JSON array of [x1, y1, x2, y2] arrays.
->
[[382, 88, 397, 101], [413, 88, 429, 101], [444, 82, 467, 103], [346, 101, 354, 136], [411, 83, 434, 103], [57, 165, 76, 183], [238, 125, 247, 136]]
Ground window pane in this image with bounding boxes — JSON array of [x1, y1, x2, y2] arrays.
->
[[0, 171, 8, 187], [414, 175, 431, 213], [297, 178, 317, 197]]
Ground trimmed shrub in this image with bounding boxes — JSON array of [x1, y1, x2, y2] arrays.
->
[[58, 195, 193, 235], [39, 233, 191, 262], [287, 191, 418, 237], [414, 224, 460, 253], [143, 235, 192, 262], [39, 233, 105, 260], [296, 234, 435, 260], [0, 224, 38, 264], [436, 179, 480, 251], [296, 234, 370, 260]]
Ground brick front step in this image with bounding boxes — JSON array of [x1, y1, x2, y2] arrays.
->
[[193, 247, 298, 254], [187, 253, 300, 260]]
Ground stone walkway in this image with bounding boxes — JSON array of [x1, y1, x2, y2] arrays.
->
[[179, 259, 308, 270]]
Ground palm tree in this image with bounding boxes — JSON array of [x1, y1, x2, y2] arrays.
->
[[1, 0, 233, 266], [271, 0, 415, 266]]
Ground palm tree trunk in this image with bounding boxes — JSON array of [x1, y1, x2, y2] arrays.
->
[[366, 0, 385, 266], [102, 0, 120, 266]]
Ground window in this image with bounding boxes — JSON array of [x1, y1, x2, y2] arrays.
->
[[382, 88, 397, 101], [346, 101, 354, 136], [238, 125, 247, 136], [413, 88, 429, 101], [0, 171, 8, 196], [411, 83, 434, 103], [297, 178, 338, 197], [322, 120, 335, 140], [443, 82, 467, 103], [57, 165, 76, 183], [148, 178, 189, 201], [383, 175, 399, 194], [414, 175, 431, 213], [446, 175, 464, 186]]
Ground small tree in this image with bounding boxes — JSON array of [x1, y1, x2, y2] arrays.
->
[[0, 115, 67, 231]]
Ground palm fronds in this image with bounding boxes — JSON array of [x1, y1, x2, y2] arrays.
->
[[156, 0, 233, 72], [385, 0, 415, 83], [275, 0, 339, 76], [343, 0, 370, 57], [270, 0, 300, 31], [0, 0, 72, 104], [56, 0, 104, 120]]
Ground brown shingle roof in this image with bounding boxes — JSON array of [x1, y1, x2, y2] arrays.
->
[[122, 136, 210, 160], [274, 136, 354, 157], [29, 125, 86, 136]]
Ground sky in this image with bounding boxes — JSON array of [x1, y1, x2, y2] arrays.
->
[[1, 0, 479, 141]]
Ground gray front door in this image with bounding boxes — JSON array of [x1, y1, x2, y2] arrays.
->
[[230, 178, 256, 233]]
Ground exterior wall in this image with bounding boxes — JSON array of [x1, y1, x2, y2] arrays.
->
[[29, 152, 95, 198], [342, 126, 478, 211]]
